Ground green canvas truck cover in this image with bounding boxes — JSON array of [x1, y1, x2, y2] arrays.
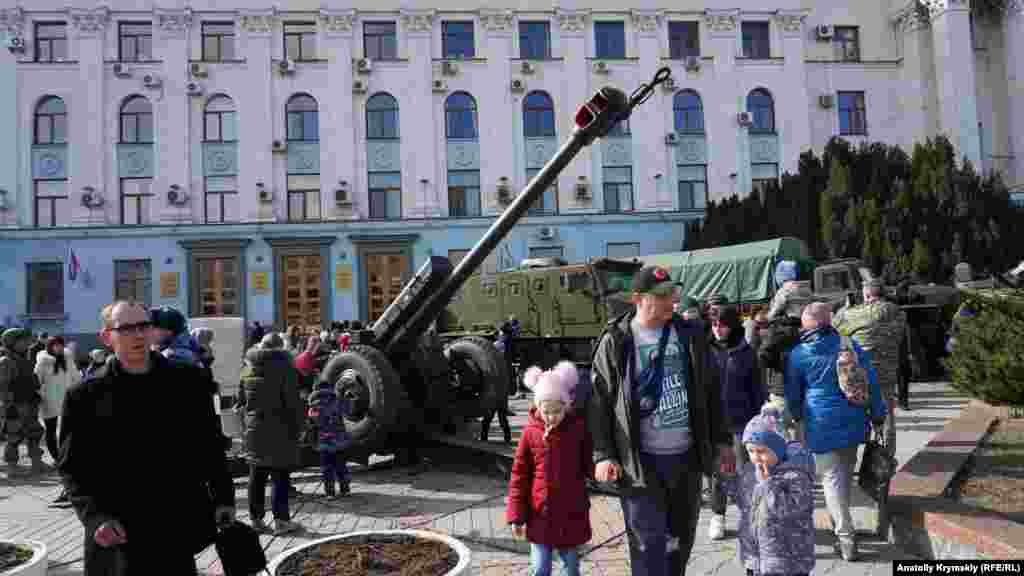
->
[[639, 237, 812, 304]]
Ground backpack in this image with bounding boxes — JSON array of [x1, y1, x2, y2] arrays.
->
[[757, 316, 802, 373], [836, 335, 870, 406]]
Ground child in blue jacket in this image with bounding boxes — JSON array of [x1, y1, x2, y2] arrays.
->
[[307, 380, 352, 498]]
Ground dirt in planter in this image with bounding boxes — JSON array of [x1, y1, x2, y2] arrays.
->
[[958, 419, 1024, 522], [275, 534, 459, 576], [0, 543, 34, 572]]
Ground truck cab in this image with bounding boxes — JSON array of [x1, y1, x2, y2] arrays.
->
[[812, 259, 871, 309]]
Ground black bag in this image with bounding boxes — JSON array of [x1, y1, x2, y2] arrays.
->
[[857, 426, 897, 503], [758, 316, 802, 373], [215, 521, 270, 576]]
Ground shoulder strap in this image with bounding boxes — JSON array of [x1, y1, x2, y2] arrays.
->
[[839, 335, 851, 352]]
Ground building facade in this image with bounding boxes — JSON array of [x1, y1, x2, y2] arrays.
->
[[0, 0, 1021, 340]]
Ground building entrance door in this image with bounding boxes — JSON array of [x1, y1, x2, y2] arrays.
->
[[197, 257, 241, 316], [282, 254, 323, 330], [364, 253, 410, 323]]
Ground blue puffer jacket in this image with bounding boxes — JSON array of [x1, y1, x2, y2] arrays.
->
[[784, 327, 887, 454], [709, 337, 765, 433]]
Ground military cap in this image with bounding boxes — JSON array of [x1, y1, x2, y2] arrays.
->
[[1, 327, 33, 348]]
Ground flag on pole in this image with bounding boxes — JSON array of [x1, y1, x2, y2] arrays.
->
[[68, 247, 80, 284]]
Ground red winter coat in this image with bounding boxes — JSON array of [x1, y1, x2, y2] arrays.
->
[[505, 407, 593, 548]]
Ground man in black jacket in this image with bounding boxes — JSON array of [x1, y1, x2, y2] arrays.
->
[[59, 301, 235, 575], [589, 266, 735, 575]]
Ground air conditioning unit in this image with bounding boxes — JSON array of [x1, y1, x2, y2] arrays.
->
[[167, 185, 189, 206], [665, 132, 680, 146], [685, 55, 701, 71], [574, 177, 591, 200], [356, 57, 372, 73], [442, 60, 459, 76], [431, 78, 448, 92], [80, 187, 104, 208], [819, 93, 834, 108], [334, 181, 351, 206], [185, 81, 204, 97], [142, 73, 162, 88], [510, 78, 526, 93], [278, 59, 296, 75], [190, 62, 208, 78], [660, 76, 676, 91], [592, 61, 609, 74], [737, 111, 753, 127], [112, 62, 131, 78], [6, 35, 25, 53], [257, 182, 273, 203], [352, 79, 368, 93], [496, 177, 512, 203], [538, 226, 556, 240], [271, 140, 288, 153], [520, 61, 535, 74], [816, 24, 834, 40]]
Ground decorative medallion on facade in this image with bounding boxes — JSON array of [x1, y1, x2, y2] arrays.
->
[[750, 134, 779, 163], [526, 140, 556, 169], [602, 139, 632, 167], [481, 10, 514, 34], [368, 142, 400, 172], [704, 9, 738, 34], [32, 147, 67, 180], [400, 10, 434, 34], [630, 11, 661, 35], [447, 141, 480, 170], [676, 135, 707, 165], [155, 8, 193, 36], [239, 10, 278, 35], [319, 9, 355, 36], [67, 6, 110, 37], [556, 10, 589, 35], [773, 11, 807, 36], [287, 142, 320, 175], [0, 7, 25, 35], [118, 144, 154, 178]]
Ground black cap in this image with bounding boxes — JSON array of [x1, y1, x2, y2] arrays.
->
[[632, 265, 679, 296]]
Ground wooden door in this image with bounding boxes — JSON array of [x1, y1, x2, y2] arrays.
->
[[282, 254, 323, 329], [365, 253, 410, 323], [197, 257, 240, 316]]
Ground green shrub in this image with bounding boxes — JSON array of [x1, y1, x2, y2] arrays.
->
[[944, 289, 1024, 406]]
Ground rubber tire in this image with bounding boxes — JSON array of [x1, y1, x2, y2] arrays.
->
[[445, 335, 510, 415], [319, 344, 406, 447]]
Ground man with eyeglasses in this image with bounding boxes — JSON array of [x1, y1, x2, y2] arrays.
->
[[58, 301, 236, 574]]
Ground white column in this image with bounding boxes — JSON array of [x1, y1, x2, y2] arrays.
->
[[319, 10, 355, 221], [237, 11, 277, 222], [1005, 6, 1024, 186], [775, 10, 811, 176], [154, 8, 192, 224], [401, 10, 440, 218], [0, 8, 23, 227], [556, 10, 592, 212], [68, 7, 110, 225], [631, 10, 670, 210], [930, 0, 981, 168], [481, 10, 515, 215], [704, 9, 743, 202], [892, 7, 933, 154]]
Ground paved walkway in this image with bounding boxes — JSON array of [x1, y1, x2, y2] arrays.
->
[[1, 380, 965, 575]]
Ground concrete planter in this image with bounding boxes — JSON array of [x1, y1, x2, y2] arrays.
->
[[0, 540, 48, 576], [267, 529, 471, 576]]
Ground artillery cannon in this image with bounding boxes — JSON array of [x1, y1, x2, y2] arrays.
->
[[319, 69, 674, 463]]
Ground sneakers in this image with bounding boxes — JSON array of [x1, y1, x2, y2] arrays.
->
[[838, 537, 858, 561], [708, 514, 726, 541], [250, 518, 269, 533], [273, 519, 301, 535]]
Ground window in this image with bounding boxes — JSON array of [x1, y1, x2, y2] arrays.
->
[[445, 92, 478, 139], [284, 22, 317, 61], [838, 91, 867, 136], [205, 176, 238, 223], [1011, 192, 1024, 209], [818, 269, 850, 292], [594, 21, 626, 59], [525, 168, 557, 215], [442, 21, 475, 59], [608, 116, 630, 137], [834, 26, 860, 61], [363, 21, 397, 60], [34, 180, 69, 228], [34, 23, 67, 63], [35, 96, 67, 145], [287, 174, 321, 222], [519, 21, 550, 59], [368, 172, 401, 220], [196, 257, 240, 316], [529, 246, 564, 260], [114, 259, 152, 306], [746, 88, 775, 133], [202, 22, 235, 61], [448, 171, 481, 217], [603, 166, 633, 213], [118, 22, 152, 61], [673, 90, 704, 133], [523, 91, 555, 138], [668, 21, 699, 59], [204, 95, 237, 142], [120, 178, 153, 225], [366, 93, 399, 139], [741, 21, 770, 59], [120, 96, 153, 143], [607, 242, 640, 258], [752, 163, 779, 201], [27, 262, 63, 316], [286, 94, 318, 142], [678, 165, 707, 209]]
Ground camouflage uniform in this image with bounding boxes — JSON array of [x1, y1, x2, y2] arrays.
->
[[0, 329, 45, 473], [833, 298, 906, 451], [764, 281, 813, 441]]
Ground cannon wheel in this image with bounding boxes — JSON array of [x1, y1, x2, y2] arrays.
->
[[320, 344, 406, 445], [445, 336, 510, 419]]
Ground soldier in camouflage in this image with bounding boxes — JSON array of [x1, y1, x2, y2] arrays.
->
[[0, 327, 46, 476], [833, 277, 906, 451], [763, 261, 813, 442]]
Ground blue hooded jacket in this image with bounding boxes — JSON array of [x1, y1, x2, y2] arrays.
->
[[784, 327, 887, 454]]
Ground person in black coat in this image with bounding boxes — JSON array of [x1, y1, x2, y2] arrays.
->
[[59, 301, 235, 575]]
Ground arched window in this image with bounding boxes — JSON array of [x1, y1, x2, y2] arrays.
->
[[523, 91, 554, 138], [204, 94, 237, 142], [445, 92, 477, 139], [120, 95, 153, 143], [746, 88, 775, 133], [34, 96, 67, 145], [366, 93, 399, 140], [673, 90, 704, 134], [286, 94, 318, 142]]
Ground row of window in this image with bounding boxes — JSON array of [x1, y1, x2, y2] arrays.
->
[[27, 19, 862, 63]]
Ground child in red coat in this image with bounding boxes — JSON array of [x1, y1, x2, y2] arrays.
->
[[506, 361, 593, 576]]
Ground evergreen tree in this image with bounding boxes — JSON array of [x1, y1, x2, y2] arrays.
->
[[945, 288, 1024, 406]]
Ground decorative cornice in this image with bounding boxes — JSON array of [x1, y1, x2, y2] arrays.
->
[[0, 7, 25, 36], [630, 10, 662, 35], [239, 9, 279, 35], [556, 10, 589, 35], [480, 9, 514, 34], [154, 7, 193, 37], [67, 6, 110, 37], [891, 2, 931, 32], [773, 10, 808, 36], [319, 8, 355, 36], [704, 9, 739, 34], [400, 9, 434, 35]]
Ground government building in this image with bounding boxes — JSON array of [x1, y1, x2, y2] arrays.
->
[[0, 0, 1021, 341]]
